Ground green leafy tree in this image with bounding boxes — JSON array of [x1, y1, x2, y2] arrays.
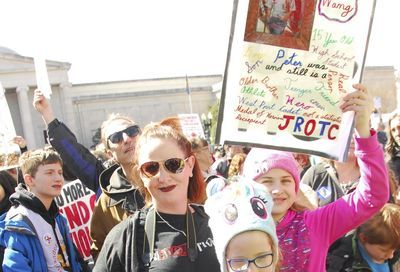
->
[[208, 99, 220, 144]]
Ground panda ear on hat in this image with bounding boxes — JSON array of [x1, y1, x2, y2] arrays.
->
[[206, 176, 229, 197]]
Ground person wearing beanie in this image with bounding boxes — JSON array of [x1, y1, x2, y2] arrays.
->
[[205, 176, 279, 272], [242, 84, 389, 271]]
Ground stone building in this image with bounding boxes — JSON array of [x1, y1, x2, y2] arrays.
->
[[0, 46, 221, 149], [362, 66, 398, 113], [1, 46, 398, 149]]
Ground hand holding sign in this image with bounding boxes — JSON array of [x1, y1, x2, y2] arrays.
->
[[340, 84, 373, 138], [11, 136, 27, 149], [34, 56, 52, 99], [33, 89, 56, 125]]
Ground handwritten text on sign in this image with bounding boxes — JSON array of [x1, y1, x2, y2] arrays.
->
[[217, 0, 375, 160], [55, 180, 95, 261], [235, 46, 351, 140]]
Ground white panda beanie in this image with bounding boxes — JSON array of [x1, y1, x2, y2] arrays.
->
[[205, 176, 278, 271]]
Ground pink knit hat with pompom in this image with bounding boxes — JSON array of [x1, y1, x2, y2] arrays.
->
[[243, 148, 300, 193]]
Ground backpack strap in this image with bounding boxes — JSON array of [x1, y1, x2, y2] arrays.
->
[[189, 204, 208, 218], [141, 207, 155, 267], [325, 163, 340, 184], [186, 207, 198, 262]]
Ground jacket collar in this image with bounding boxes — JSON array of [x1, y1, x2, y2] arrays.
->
[[99, 164, 134, 194]]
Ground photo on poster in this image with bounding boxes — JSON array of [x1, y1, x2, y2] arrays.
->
[[217, 0, 375, 161], [244, 0, 316, 50]]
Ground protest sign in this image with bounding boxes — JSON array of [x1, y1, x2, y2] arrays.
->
[[216, 0, 376, 161], [0, 81, 20, 170], [178, 114, 206, 139], [55, 180, 96, 261], [0, 82, 16, 141], [34, 56, 52, 99]]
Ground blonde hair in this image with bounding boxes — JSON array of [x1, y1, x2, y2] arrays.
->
[[19, 148, 62, 177], [228, 153, 247, 177], [0, 152, 20, 169], [266, 232, 280, 272]]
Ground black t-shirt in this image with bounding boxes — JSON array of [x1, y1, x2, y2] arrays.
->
[[137, 208, 221, 272]]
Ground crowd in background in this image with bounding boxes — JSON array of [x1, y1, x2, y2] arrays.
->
[[0, 85, 399, 271]]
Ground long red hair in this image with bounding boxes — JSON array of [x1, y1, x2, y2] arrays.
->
[[134, 122, 205, 205]]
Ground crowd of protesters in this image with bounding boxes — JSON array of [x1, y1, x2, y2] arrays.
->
[[0, 83, 399, 271]]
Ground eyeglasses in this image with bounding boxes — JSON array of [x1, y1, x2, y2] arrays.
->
[[107, 125, 141, 145], [140, 157, 189, 178], [227, 253, 274, 271]]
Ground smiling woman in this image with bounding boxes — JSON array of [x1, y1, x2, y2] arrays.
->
[[93, 122, 221, 272], [135, 123, 206, 207]]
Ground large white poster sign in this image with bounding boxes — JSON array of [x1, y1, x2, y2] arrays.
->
[[0, 82, 16, 140], [55, 180, 96, 261], [34, 56, 52, 99], [0, 82, 20, 170], [216, 0, 376, 161]]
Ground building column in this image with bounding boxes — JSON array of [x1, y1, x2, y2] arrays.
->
[[16, 86, 36, 149], [59, 81, 78, 133]]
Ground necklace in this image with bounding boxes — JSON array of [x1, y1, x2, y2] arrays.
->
[[142, 206, 198, 266], [155, 210, 187, 237]]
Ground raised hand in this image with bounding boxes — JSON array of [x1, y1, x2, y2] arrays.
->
[[340, 84, 373, 138], [11, 136, 27, 149], [33, 89, 55, 125]]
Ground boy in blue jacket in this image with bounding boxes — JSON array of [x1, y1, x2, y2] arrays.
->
[[0, 148, 85, 271]]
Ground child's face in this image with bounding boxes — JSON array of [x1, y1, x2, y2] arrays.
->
[[28, 163, 64, 201], [254, 168, 297, 222], [226, 231, 275, 272], [362, 242, 395, 264]]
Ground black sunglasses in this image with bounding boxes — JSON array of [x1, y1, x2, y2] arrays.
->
[[107, 125, 141, 145], [227, 253, 274, 271], [140, 157, 189, 178]]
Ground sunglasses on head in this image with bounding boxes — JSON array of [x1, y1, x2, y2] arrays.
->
[[140, 157, 189, 178], [107, 125, 141, 145]]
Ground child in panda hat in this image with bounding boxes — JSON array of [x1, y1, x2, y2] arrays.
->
[[205, 176, 279, 272]]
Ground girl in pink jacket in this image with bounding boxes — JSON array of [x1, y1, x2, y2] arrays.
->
[[243, 84, 389, 271]]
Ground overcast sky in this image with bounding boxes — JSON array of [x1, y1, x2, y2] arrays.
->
[[1, 0, 398, 84]]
